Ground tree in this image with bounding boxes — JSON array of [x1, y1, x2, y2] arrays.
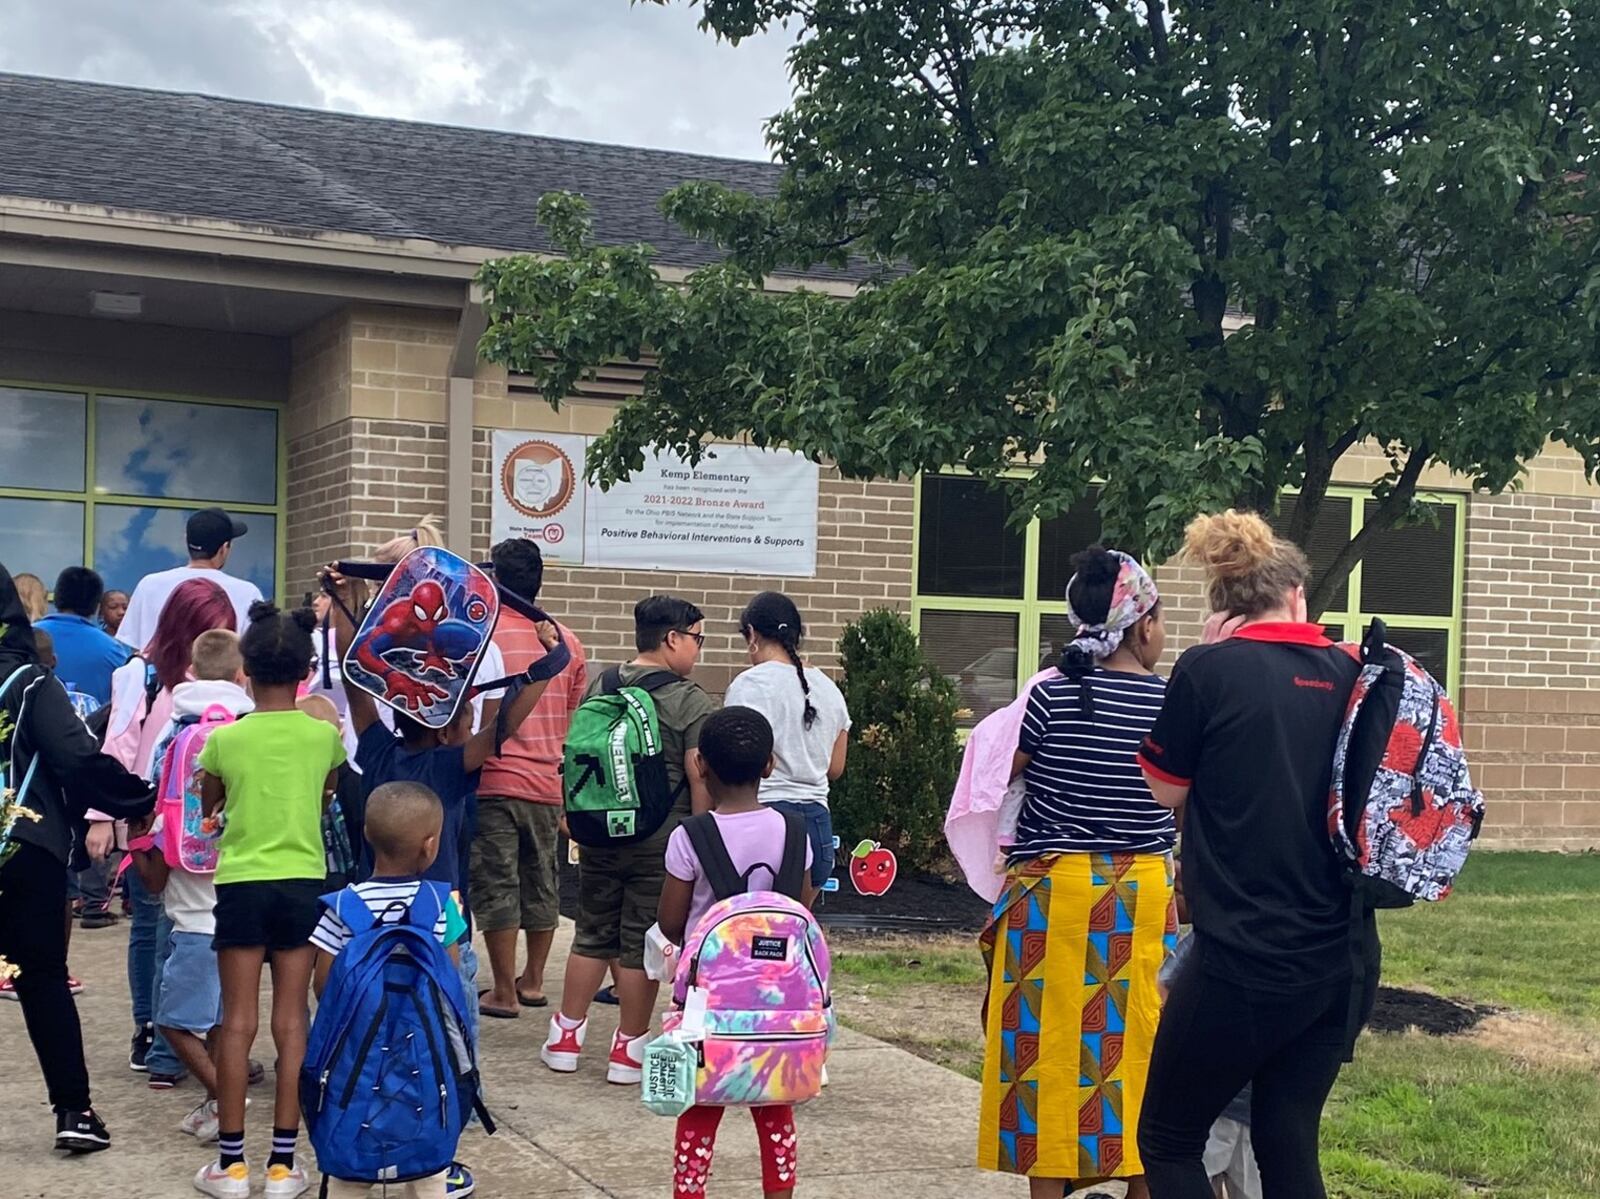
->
[[477, 1, 1600, 617], [829, 609, 960, 871]]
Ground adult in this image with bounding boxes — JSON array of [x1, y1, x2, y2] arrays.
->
[[724, 592, 850, 895], [0, 562, 154, 1153], [99, 589, 129, 639], [117, 508, 262, 650], [13, 572, 47, 621], [97, 577, 237, 1085], [472, 539, 588, 1018], [976, 548, 1173, 1199], [36, 567, 131, 709], [1136, 511, 1374, 1199]]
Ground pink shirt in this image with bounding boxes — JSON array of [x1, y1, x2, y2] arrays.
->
[[665, 808, 813, 936], [477, 614, 588, 804]]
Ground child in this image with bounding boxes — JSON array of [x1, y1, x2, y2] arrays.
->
[[322, 565, 569, 1056], [194, 603, 346, 1199], [295, 695, 365, 890], [309, 781, 472, 1199], [546, 595, 715, 1082], [128, 629, 253, 1144], [657, 706, 814, 1199]]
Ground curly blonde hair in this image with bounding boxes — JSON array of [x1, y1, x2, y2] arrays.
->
[[1184, 509, 1310, 618]]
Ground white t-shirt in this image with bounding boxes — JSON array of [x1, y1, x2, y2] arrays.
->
[[149, 815, 219, 935], [118, 565, 264, 650], [725, 660, 851, 806]]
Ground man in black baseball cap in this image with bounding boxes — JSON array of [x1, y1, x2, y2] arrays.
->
[[186, 508, 249, 558], [116, 507, 264, 650]]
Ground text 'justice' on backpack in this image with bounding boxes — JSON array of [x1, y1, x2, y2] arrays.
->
[[1328, 619, 1485, 907], [657, 812, 833, 1109], [562, 667, 682, 847]]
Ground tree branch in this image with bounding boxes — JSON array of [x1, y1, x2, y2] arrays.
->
[[1305, 441, 1431, 620]]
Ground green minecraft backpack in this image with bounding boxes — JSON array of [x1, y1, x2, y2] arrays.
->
[[562, 668, 681, 847]]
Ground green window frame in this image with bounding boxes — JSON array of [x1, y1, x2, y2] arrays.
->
[[0, 381, 287, 601], [911, 474, 1464, 725]]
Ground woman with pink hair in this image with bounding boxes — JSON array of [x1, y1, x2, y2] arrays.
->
[[93, 578, 238, 1086]]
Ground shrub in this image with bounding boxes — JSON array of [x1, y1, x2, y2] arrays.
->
[[830, 609, 961, 872]]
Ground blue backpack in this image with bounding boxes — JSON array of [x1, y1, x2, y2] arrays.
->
[[300, 883, 492, 1185]]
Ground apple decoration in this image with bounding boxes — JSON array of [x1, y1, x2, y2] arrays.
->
[[849, 839, 898, 897]]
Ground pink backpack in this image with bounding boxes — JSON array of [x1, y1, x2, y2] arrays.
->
[[662, 812, 833, 1107], [156, 704, 234, 873]]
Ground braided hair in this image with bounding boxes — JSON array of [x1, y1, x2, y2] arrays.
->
[[240, 601, 319, 686], [1060, 547, 1124, 722], [740, 591, 816, 729]]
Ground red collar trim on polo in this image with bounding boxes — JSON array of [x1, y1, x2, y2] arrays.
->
[[1232, 622, 1332, 647]]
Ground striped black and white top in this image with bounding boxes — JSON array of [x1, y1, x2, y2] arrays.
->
[[1012, 668, 1176, 859]]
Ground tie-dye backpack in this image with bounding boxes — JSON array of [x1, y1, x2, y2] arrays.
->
[[660, 812, 832, 1108]]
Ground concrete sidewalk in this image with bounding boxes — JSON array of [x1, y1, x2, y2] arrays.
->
[[1, 921, 1029, 1198]]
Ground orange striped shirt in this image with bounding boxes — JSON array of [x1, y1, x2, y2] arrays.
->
[[478, 613, 588, 804]]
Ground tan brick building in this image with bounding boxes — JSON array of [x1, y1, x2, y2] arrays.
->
[[2, 74, 1595, 848]]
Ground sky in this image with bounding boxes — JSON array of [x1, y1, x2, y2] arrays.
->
[[0, 0, 797, 160]]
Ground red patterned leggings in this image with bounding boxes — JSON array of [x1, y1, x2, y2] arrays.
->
[[673, 1103, 797, 1197]]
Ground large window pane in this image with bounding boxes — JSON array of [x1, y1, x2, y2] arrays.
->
[[917, 476, 1025, 599], [1036, 491, 1105, 602], [1270, 495, 1352, 613], [0, 498, 84, 587], [94, 397, 278, 505], [1383, 626, 1451, 685], [0, 387, 86, 492], [1360, 501, 1457, 618], [94, 505, 277, 602], [918, 609, 1019, 725]]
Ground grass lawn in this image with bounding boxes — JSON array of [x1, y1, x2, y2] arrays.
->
[[831, 851, 1600, 1199]]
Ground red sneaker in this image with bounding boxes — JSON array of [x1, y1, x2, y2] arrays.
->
[[0, 976, 17, 1001], [68, 975, 85, 996], [606, 1029, 648, 1085], [540, 1015, 586, 1073]]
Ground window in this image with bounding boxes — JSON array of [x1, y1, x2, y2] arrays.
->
[[0, 385, 283, 600], [913, 475, 1464, 726], [1272, 494, 1463, 687]]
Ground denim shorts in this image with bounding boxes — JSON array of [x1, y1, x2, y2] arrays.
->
[[156, 931, 223, 1033], [764, 800, 835, 890]]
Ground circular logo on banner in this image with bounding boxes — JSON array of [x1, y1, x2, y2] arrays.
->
[[543, 523, 566, 544], [501, 440, 577, 519]]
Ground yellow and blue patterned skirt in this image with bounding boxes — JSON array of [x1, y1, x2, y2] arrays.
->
[[977, 852, 1175, 1180]]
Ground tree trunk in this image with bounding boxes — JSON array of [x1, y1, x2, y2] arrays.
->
[[1302, 443, 1430, 621]]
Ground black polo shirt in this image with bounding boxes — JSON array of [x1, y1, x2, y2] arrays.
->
[[1137, 623, 1377, 991]]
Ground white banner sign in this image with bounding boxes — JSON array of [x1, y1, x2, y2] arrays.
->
[[489, 431, 820, 577], [584, 444, 820, 577], [491, 431, 588, 564]]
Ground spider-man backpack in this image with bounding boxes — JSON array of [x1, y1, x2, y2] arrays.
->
[[1328, 619, 1486, 908]]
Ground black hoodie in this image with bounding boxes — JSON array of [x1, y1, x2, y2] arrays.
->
[[1, 563, 153, 866]]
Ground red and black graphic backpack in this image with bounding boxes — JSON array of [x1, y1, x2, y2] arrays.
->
[[1328, 619, 1485, 908]]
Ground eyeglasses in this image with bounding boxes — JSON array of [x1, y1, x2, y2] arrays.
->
[[673, 628, 706, 648]]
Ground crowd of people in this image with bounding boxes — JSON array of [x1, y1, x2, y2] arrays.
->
[[0, 508, 851, 1199], [1, 497, 1410, 1199]]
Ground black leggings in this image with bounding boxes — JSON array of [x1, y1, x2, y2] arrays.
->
[[0, 841, 92, 1113], [1137, 943, 1378, 1199]]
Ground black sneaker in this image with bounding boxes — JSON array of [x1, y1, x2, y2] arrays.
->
[[80, 909, 118, 930], [55, 1109, 110, 1154], [130, 1024, 154, 1072]]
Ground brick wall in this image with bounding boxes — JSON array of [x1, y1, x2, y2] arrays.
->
[[1458, 489, 1600, 848]]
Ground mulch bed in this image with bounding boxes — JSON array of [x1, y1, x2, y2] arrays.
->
[[1369, 985, 1498, 1036]]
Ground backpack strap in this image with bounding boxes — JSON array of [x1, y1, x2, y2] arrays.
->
[[406, 880, 446, 935], [772, 810, 809, 902], [682, 813, 747, 903], [331, 886, 379, 937]]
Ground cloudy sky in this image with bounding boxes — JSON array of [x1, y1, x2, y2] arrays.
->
[[0, 0, 796, 159]]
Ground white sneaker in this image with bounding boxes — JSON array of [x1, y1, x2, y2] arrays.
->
[[193, 1161, 250, 1199], [180, 1099, 220, 1141], [821, 1062, 830, 1088], [606, 1028, 649, 1085], [263, 1162, 310, 1199], [541, 1014, 587, 1073]]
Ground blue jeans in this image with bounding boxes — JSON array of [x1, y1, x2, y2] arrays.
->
[[765, 801, 835, 890], [126, 867, 183, 1076]]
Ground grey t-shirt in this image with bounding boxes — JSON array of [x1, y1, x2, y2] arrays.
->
[[585, 663, 716, 816]]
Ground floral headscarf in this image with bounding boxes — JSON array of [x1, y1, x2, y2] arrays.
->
[[1065, 551, 1160, 662]]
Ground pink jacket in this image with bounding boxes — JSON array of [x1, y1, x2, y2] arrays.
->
[[944, 669, 1055, 903], [90, 660, 177, 827]]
